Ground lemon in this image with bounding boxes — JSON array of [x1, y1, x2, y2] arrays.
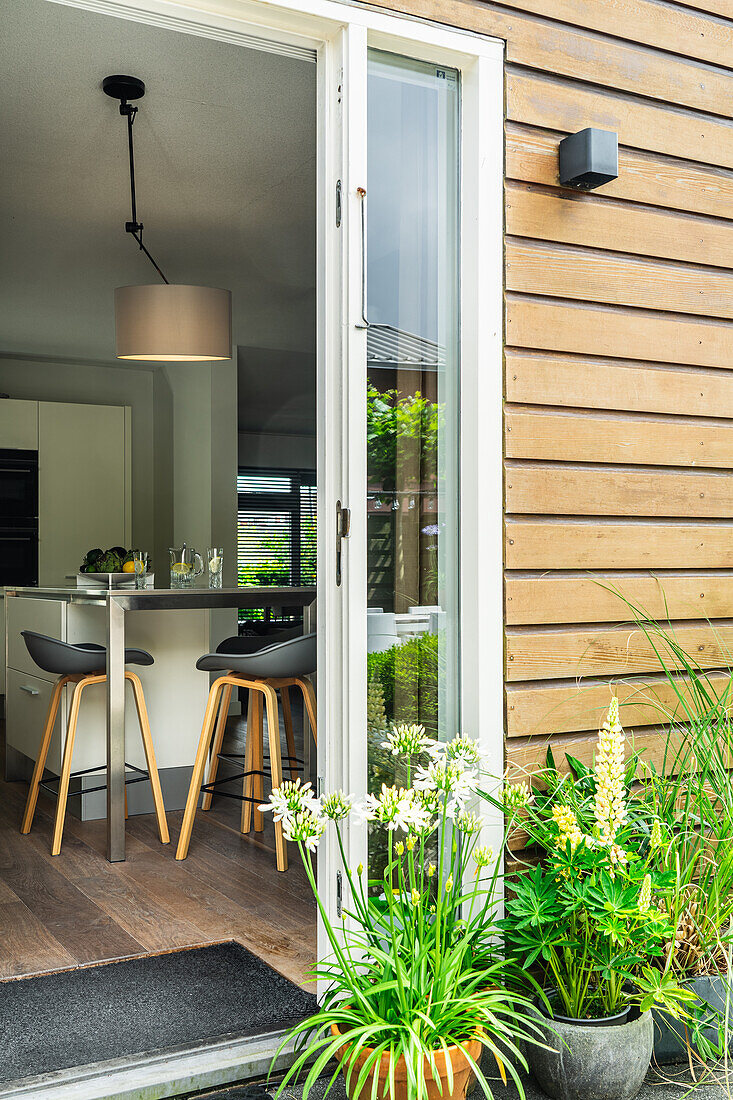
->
[[122, 561, 136, 574], [170, 563, 191, 575]]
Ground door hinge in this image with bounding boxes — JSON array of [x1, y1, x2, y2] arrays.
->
[[336, 869, 343, 919], [336, 500, 351, 587], [336, 179, 342, 228]]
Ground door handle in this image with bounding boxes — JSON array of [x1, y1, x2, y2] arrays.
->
[[20, 684, 40, 696], [336, 500, 351, 587]]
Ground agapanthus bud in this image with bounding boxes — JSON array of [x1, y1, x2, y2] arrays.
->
[[396, 841, 405, 856]]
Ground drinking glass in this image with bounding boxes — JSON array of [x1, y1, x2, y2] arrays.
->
[[133, 550, 149, 590], [207, 547, 223, 589]]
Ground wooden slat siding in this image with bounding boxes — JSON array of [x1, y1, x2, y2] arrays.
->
[[506, 297, 733, 369], [363, 0, 733, 782], [506, 409, 733, 468], [505, 571, 733, 625], [506, 240, 733, 319], [506, 673, 732, 737], [506, 623, 733, 681], [505, 353, 733, 418], [506, 724, 689, 777], [507, 71, 733, 169], [496, 0, 733, 70], [367, 0, 733, 117], [506, 464, 733, 518], [683, 2, 733, 20], [506, 126, 733, 221], [506, 521, 733, 570], [506, 183, 733, 269]]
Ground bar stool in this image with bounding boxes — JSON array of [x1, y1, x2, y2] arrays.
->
[[175, 632, 317, 872], [19, 630, 170, 855]]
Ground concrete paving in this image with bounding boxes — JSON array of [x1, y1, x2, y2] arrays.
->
[[192, 1062, 733, 1100]]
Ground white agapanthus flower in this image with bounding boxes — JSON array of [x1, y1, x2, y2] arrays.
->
[[261, 778, 320, 823], [501, 780, 534, 812], [283, 808, 326, 851], [381, 723, 434, 757], [443, 736, 487, 769], [320, 790, 354, 821], [362, 784, 431, 833], [413, 757, 478, 816], [455, 810, 483, 835]]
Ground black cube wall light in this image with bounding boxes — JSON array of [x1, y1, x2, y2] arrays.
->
[[558, 128, 619, 190]]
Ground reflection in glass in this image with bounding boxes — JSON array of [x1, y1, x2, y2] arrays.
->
[[365, 51, 459, 880]]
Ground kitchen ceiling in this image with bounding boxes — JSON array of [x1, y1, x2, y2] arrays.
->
[[0, 0, 316, 367]]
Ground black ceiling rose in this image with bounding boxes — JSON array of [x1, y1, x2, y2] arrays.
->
[[102, 74, 145, 103]]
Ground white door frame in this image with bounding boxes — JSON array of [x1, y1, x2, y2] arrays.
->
[[47, 0, 506, 938]]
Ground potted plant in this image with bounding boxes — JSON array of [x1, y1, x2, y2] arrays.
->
[[493, 700, 693, 1100], [625, 615, 733, 1064], [264, 727, 543, 1100]]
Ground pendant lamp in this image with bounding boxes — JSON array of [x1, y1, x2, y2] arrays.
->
[[103, 75, 232, 362]]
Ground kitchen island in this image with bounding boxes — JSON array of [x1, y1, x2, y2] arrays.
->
[[4, 585, 316, 862]]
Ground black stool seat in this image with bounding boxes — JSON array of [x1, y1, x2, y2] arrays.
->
[[22, 630, 154, 677], [196, 632, 316, 679]]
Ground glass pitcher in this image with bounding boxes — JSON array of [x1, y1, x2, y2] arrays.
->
[[169, 545, 204, 588]]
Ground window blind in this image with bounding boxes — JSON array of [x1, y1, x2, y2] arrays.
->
[[237, 469, 316, 593]]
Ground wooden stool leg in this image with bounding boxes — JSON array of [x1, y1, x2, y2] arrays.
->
[[241, 689, 258, 834], [175, 678, 227, 860], [51, 678, 87, 856], [125, 786, 129, 820], [127, 671, 169, 845], [263, 685, 288, 872], [280, 686, 298, 780], [296, 677, 318, 746], [252, 689, 265, 833], [21, 676, 67, 835], [202, 682, 233, 812]]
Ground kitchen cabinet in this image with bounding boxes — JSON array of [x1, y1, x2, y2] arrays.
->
[[38, 402, 131, 586], [0, 399, 38, 450]]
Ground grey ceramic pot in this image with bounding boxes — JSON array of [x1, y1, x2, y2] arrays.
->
[[652, 974, 733, 1065], [528, 1008, 653, 1100]]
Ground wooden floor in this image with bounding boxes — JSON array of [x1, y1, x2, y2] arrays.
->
[[0, 710, 317, 989]]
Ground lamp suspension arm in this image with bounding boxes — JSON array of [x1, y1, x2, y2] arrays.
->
[[120, 100, 169, 285]]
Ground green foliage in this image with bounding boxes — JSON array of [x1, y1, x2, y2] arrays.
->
[[273, 746, 543, 1100], [367, 384, 439, 489], [367, 634, 440, 736]]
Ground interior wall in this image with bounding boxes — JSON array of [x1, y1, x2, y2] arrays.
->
[[164, 361, 238, 588], [0, 353, 158, 558]]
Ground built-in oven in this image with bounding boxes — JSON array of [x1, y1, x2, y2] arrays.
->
[[0, 449, 38, 586], [0, 520, 38, 586], [0, 449, 38, 521]]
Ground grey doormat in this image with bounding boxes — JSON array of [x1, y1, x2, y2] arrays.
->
[[0, 941, 317, 1084]]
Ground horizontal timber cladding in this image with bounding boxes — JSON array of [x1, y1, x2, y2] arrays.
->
[[505, 572, 733, 625], [506, 127, 733, 221], [505, 354, 733, 418], [361, 0, 733, 776]]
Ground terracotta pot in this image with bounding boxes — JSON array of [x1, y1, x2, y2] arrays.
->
[[331, 1023, 482, 1100]]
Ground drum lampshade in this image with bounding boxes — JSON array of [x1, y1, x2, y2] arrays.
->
[[115, 284, 232, 362]]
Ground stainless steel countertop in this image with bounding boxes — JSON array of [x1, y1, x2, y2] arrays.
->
[[3, 585, 317, 611]]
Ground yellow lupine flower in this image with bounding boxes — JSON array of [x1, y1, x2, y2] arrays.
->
[[593, 698, 627, 848]]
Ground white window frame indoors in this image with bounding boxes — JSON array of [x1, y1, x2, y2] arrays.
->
[[48, 0, 505, 986]]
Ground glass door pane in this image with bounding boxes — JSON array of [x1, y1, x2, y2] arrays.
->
[[365, 50, 460, 877]]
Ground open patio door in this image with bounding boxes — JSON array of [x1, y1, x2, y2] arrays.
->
[[317, 13, 505, 964]]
